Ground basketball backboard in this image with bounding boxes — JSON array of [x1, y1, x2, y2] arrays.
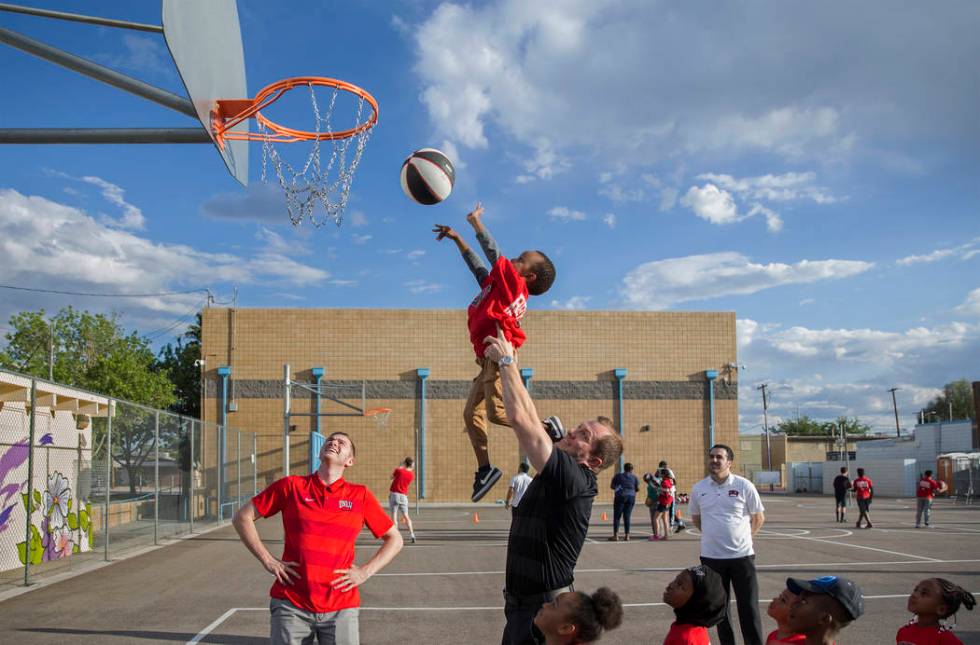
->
[[161, 0, 248, 186]]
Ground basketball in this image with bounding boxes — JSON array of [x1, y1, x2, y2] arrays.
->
[[400, 148, 455, 205]]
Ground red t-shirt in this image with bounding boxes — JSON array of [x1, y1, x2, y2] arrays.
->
[[853, 476, 873, 500], [897, 621, 962, 644], [767, 629, 807, 643], [467, 256, 528, 357], [251, 475, 393, 613], [664, 622, 709, 645], [658, 477, 674, 506], [916, 477, 941, 499], [390, 467, 414, 494]]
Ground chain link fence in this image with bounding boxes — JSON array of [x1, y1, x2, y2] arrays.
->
[[0, 368, 256, 590]]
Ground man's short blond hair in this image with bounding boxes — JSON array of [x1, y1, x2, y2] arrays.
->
[[588, 421, 623, 471]]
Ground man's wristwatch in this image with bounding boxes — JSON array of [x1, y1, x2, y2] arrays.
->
[[497, 355, 515, 368]]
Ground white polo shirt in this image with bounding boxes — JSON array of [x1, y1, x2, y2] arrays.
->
[[509, 472, 533, 507], [688, 472, 764, 559]]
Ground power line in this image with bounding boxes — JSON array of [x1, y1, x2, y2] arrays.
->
[[0, 284, 209, 298]]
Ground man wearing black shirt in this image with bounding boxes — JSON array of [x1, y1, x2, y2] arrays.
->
[[832, 467, 851, 523], [483, 329, 624, 645]]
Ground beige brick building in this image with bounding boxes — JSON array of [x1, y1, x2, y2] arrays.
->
[[201, 308, 738, 504]]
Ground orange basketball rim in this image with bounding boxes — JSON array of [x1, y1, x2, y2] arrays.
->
[[212, 76, 379, 145]]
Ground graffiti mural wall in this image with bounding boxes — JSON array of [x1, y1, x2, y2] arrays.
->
[[0, 374, 105, 573]]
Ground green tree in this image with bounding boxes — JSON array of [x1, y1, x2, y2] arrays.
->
[[156, 313, 202, 418], [919, 379, 975, 421], [775, 415, 870, 436], [0, 307, 176, 493]]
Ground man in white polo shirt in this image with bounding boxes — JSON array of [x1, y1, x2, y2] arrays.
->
[[689, 443, 765, 645]]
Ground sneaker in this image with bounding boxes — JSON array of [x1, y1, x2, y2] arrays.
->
[[648, 535, 658, 541], [624, 535, 631, 542], [543, 415, 566, 442], [471, 465, 502, 502], [674, 524, 686, 533], [607, 535, 620, 542], [410, 535, 416, 544]]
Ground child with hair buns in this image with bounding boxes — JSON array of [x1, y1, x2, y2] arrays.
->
[[662, 565, 727, 644], [898, 577, 976, 644], [531, 587, 624, 644]]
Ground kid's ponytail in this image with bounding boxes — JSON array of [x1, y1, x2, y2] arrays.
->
[[935, 578, 976, 619]]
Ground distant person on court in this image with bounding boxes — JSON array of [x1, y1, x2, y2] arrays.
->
[[483, 328, 623, 645], [689, 444, 766, 645], [831, 467, 850, 524], [643, 472, 661, 539], [506, 462, 534, 512], [765, 586, 804, 643], [852, 467, 874, 528], [661, 564, 728, 644], [233, 432, 403, 645], [608, 462, 639, 541], [653, 468, 674, 541], [531, 587, 624, 644], [898, 577, 976, 644], [433, 202, 556, 502], [389, 457, 416, 543], [659, 460, 684, 532], [784, 576, 864, 645], [915, 469, 947, 528]]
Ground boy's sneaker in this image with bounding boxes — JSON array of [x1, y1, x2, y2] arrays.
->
[[543, 416, 566, 443], [471, 465, 502, 502]]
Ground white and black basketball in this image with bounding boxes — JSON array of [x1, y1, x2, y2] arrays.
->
[[400, 148, 455, 205]]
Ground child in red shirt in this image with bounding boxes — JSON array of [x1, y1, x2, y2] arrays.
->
[[654, 476, 674, 541], [434, 203, 556, 502], [531, 587, 624, 644], [662, 565, 727, 644], [852, 468, 874, 528], [897, 577, 976, 644], [766, 586, 805, 643]]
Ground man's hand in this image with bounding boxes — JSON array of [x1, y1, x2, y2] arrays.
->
[[432, 224, 460, 241], [483, 325, 514, 364], [263, 557, 300, 586], [331, 564, 370, 592], [466, 202, 484, 227]]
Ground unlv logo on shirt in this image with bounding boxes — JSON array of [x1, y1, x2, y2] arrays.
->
[[505, 294, 527, 320], [339, 500, 353, 510], [728, 489, 740, 497]]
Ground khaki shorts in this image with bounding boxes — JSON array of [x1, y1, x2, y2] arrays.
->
[[389, 492, 409, 514], [270, 597, 359, 645]]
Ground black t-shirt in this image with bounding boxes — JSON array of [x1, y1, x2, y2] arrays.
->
[[833, 475, 850, 495], [506, 448, 597, 595]]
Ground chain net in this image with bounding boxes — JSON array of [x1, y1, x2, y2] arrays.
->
[[260, 84, 373, 228]]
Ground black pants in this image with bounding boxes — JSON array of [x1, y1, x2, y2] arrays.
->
[[501, 602, 540, 645], [613, 495, 636, 535], [700, 555, 763, 645]]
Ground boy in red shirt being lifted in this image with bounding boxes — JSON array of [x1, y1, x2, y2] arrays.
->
[[434, 203, 556, 501]]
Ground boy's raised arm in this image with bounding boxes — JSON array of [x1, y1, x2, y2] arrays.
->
[[466, 203, 503, 266], [433, 223, 488, 285]]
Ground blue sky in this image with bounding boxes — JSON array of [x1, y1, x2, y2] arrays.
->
[[1, 1, 978, 434]]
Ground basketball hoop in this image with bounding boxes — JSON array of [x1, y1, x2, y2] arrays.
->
[[364, 407, 391, 430], [213, 76, 379, 227]]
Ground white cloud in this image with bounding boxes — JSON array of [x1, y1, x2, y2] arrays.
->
[[622, 252, 874, 309], [75, 175, 145, 230], [348, 211, 368, 228], [598, 183, 645, 203], [694, 107, 852, 159], [896, 238, 980, 265], [91, 34, 173, 78], [799, 298, 815, 306], [352, 234, 373, 245], [547, 206, 587, 222], [697, 171, 838, 204], [550, 296, 590, 310], [407, 250, 426, 260], [602, 213, 616, 228], [680, 184, 738, 225], [748, 204, 783, 233], [956, 287, 980, 316], [201, 183, 286, 224], [405, 280, 444, 294], [0, 189, 329, 326]]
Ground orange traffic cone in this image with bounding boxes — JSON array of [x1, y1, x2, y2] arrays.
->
[[600, 511, 608, 521], [473, 512, 480, 524]]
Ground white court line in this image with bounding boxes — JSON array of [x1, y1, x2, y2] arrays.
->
[[762, 528, 941, 562], [374, 558, 980, 577], [186, 607, 265, 645]]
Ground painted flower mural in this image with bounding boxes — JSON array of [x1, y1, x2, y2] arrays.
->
[[43, 471, 70, 530]]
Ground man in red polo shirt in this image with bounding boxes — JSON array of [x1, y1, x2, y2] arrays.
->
[[915, 469, 946, 528], [852, 468, 874, 529], [233, 432, 402, 645]]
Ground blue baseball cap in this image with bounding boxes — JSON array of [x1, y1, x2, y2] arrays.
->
[[787, 576, 864, 621]]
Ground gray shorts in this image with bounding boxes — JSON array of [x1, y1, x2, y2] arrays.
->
[[270, 597, 359, 645], [389, 492, 409, 514]]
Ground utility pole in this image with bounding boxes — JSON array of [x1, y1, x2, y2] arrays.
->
[[757, 384, 771, 471], [888, 387, 901, 437]]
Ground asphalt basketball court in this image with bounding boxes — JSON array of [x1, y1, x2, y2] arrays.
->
[[0, 494, 977, 644]]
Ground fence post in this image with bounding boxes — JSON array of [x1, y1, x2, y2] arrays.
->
[[23, 379, 36, 586], [104, 399, 112, 561], [252, 433, 257, 497], [154, 410, 159, 546], [189, 419, 195, 534], [236, 429, 241, 511]]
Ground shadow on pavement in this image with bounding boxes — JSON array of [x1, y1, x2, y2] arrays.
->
[[19, 627, 265, 644]]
